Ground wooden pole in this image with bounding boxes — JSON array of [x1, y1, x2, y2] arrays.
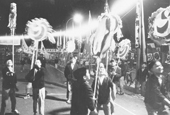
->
[[35, 41, 39, 62], [11, 28, 15, 70], [93, 56, 101, 99]]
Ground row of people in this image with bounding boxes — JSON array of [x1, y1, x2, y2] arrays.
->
[[2, 57, 170, 115]]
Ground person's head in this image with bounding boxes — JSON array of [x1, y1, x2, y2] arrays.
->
[[84, 61, 89, 66], [6, 59, 13, 68], [98, 62, 107, 77], [83, 60, 89, 69], [148, 60, 163, 75], [141, 62, 147, 69], [35, 59, 42, 68], [73, 67, 90, 81], [110, 60, 117, 67], [70, 56, 77, 64]]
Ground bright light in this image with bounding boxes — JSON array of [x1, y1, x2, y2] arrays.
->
[[0, 19, 98, 42], [53, 19, 99, 38], [111, 0, 137, 15], [73, 13, 83, 23]]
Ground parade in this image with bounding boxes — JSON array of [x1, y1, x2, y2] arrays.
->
[[0, 0, 170, 115]]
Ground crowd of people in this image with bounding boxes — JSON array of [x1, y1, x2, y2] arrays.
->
[[1, 53, 170, 115], [63, 55, 170, 115]]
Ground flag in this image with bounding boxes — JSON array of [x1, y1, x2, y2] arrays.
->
[[21, 39, 28, 53], [140, 0, 147, 63], [40, 41, 46, 54], [92, 14, 122, 57], [63, 35, 66, 49], [92, 16, 108, 56], [84, 11, 92, 53], [48, 33, 56, 44], [59, 31, 61, 46], [135, 1, 141, 48]]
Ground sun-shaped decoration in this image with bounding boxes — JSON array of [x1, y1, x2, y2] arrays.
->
[[148, 6, 170, 45], [26, 18, 55, 43]]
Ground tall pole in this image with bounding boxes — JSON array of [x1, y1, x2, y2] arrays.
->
[[141, 0, 147, 63], [105, 0, 109, 71], [8, 3, 17, 70], [11, 29, 15, 70]]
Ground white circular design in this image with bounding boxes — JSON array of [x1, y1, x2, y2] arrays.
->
[[118, 39, 131, 60], [26, 18, 52, 41], [148, 6, 170, 45]]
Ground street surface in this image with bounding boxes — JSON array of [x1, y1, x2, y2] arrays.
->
[[0, 64, 148, 115]]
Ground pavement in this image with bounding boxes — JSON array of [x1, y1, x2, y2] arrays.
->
[[2, 63, 170, 115]]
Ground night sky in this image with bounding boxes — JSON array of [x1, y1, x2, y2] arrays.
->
[[0, 0, 169, 47]]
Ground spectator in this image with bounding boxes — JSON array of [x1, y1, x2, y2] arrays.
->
[[108, 60, 123, 95], [20, 57, 25, 72], [38, 55, 46, 68], [0, 60, 20, 115], [136, 62, 149, 96], [71, 67, 97, 115], [144, 60, 170, 115], [92, 62, 116, 115], [64, 56, 79, 104], [41, 55, 46, 68]]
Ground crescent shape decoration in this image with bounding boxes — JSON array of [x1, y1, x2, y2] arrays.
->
[[156, 21, 169, 34]]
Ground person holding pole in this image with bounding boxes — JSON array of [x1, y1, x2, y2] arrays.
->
[[25, 59, 45, 115], [70, 67, 97, 115], [92, 62, 116, 115], [0, 60, 20, 115]]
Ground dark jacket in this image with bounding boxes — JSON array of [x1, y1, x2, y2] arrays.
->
[[64, 62, 78, 81], [25, 67, 45, 89], [144, 74, 168, 110], [71, 80, 95, 115], [136, 68, 149, 83], [92, 77, 113, 105], [2, 67, 17, 89], [55, 57, 59, 64]]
